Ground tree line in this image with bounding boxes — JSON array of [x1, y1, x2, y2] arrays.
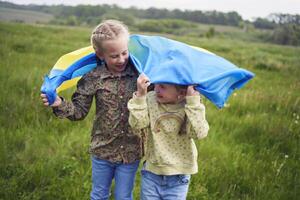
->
[[1, 1, 299, 46]]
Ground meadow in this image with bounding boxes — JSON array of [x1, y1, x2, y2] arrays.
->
[[0, 21, 299, 199]]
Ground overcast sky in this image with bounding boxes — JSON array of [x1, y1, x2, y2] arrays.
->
[[5, 0, 300, 20]]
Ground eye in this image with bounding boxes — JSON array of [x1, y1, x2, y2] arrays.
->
[[122, 51, 128, 56], [110, 55, 119, 59]]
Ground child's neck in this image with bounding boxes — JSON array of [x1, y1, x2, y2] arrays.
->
[[106, 66, 124, 76], [110, 70, 122, 76], [160, 98, 185, 105], [159, 99, 185, 111]]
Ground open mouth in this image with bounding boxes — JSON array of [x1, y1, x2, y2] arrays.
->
[[117, 61, 127, 68], [116, 64, 126, 70]]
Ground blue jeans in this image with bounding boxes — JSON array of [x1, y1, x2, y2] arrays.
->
[[141, 169, 191, 200], [91, 156, 140, 200]]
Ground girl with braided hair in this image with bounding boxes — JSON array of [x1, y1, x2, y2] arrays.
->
[[41, 19, 142, 200]]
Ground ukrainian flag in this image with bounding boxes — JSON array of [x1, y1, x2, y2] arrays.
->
[[41, 34, 254, 108]]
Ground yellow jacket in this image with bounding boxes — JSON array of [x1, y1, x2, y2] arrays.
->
[[128, 91, 209, 175]]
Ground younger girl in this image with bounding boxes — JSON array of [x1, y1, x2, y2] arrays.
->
[[128, 74, 209, 199], [41, 20, 142, 200]]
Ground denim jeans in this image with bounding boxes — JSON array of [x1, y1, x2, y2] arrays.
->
[[140, 168, 191, 200], [90, 156, 140, 200]]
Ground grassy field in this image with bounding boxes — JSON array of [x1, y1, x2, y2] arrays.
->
[[0, 21, 299, 200]]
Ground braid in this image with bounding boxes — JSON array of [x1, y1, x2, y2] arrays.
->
[[91, 19, 129, 52]]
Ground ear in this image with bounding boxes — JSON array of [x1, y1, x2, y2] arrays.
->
[[177, 91, 186, 101], [179, 89, 187, 97], [95, 50, 104, 60]]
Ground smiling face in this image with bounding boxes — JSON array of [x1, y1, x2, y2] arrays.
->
[[97, 35, 129, 74], [154, 84, 186, 104]]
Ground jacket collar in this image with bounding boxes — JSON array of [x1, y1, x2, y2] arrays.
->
[[98, 60, 137, 79]]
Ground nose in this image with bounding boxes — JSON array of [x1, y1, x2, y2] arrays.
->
[[118, 55, 126, 63]]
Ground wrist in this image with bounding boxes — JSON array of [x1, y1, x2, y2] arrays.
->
[[186, 95, 201, 105], [52, 96, 63, 107], [136, 91, 146, 97]]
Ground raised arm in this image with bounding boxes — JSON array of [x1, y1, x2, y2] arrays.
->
[[185, 86, 209, 139], [128, 74, 151, 132]]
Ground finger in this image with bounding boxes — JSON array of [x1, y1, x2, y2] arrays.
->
[[138, 76, 148, 85], [40, 93, 46, 98], [140, 73, 150, 81], [139, 73, 146, 79], [142, 77, 150, 83], [143, 78, 150, 84]]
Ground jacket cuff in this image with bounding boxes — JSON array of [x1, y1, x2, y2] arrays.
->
[[52, 97, 68, 116], [186, 95, 201, 106], [132, 92, 147, 105]]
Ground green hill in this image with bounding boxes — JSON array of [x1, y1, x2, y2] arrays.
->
[[0, 7, 53, 23], [0, 21, 299, 199]]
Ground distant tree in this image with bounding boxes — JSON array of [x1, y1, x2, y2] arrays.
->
[[268, 13, 300, 25], [66, 15, 78, 26], [143, 7, 170, 19], [0, 2, 246, 27], [226, 11, 243, 26], [254, 13, 300, 30], [101, 12, 135, 26], [136, 19, 197, 35], [272, 24, 300, 45], [253, 17, 276, 29]]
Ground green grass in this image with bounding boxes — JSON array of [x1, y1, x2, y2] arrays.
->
[[0, 21, 299, 199]]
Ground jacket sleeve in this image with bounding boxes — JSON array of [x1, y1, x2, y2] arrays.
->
[[127, 93, 150, 134], [52, 76, 94, 121], [184, 95, 209, 139]]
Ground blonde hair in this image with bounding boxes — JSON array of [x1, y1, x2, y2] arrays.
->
[[91, 19, 129, 52]]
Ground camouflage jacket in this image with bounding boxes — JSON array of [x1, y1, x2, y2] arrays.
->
[[53, 62, 142, 163]]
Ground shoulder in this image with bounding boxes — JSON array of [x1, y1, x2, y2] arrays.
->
[[83, 64, 104, 79], [78, 64, 105, 84], [146, 91, 159, 108], [76, 65, 104, 93], [147, 91, 156, 101]]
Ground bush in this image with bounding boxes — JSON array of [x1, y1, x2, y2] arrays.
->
[[272, 24, 300, 46], [206, 27, 215, 38], [136, 19, 197, 35]]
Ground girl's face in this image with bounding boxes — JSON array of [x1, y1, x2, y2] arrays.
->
[[154, 84, 185, 104], [97, 35, 129, 74]]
